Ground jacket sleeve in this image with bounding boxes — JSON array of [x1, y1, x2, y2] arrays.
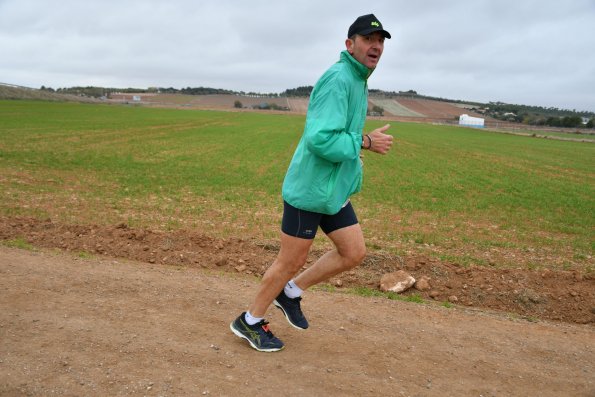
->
[[303, 79, 362, 163]]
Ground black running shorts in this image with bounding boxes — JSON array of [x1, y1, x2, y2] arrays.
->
[[281, 200, 359, 240]]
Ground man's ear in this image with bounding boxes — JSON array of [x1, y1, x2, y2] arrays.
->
[[345, 38, 354, 54]]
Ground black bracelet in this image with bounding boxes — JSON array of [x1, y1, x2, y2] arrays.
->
[[365, 134, 372, 149]]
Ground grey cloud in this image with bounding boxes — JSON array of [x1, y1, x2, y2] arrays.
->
[[1, 0, 593, 110]]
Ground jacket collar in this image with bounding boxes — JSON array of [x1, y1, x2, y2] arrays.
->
[[340, 50, 374, 81]]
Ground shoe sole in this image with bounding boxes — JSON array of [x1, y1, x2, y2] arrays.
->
[[229, 322, 284, 352], [273, 300, 308, 330]]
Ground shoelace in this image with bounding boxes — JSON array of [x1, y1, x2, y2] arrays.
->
[[286, 296, 302, 307], [286, 297, 305, 320]]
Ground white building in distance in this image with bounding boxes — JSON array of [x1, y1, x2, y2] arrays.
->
[[459, 114, 485, 128]]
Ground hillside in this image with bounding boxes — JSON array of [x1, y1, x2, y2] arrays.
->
[[0, 83, 98, 103], [2, 83, 592, 130], [107, 92, 513, 127]]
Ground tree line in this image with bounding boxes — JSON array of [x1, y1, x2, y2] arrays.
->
[[39, 85, 593, 127], [43, 85, 282, 98]]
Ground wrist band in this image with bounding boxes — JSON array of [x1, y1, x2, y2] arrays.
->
[[366, 134, 372, 149]]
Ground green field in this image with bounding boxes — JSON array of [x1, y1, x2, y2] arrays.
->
[[1, 100, 593, 270], [492, 128, 595, 143]]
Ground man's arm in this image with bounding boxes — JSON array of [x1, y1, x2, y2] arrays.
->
[[304, 87, 362, 163]]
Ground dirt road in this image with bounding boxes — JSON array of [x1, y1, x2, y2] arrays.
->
[[1, 247, 593, 396]]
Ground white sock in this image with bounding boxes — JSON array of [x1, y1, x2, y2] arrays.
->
[[244, 311, 263, 326], [284, 279, 303, 299]]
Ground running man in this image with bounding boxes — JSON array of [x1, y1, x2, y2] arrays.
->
[[231, 14, 394, 351]]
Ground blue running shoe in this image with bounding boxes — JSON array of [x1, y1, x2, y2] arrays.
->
[[273, 290, 309, 330], [230, 312, 284, 352]]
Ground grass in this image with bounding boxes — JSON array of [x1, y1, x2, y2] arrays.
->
[[0, 100, 593, 270], [2, 237, 35, 250], [77, 251, 94, 259], [346, 286, 425, 303], [495, 128, 595, 142]]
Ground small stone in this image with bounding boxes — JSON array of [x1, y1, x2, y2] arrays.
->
[[429, 290, 440, 299], [380, 271, 416, 293], [414, 276, 431, 291], [448, 295, 458, 303]]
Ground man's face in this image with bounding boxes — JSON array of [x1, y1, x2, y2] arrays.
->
[[346, 32, 385, 69]]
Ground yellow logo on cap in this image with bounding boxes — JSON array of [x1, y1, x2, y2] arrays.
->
[[371, 21, 379, 27]]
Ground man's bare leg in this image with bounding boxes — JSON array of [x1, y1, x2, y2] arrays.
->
[[293, 223, 366, 290], [248, 232, 313, 318]]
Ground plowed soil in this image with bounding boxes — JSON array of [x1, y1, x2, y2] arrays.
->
[[2, 217, 594, 326], [393, 98, 484, 120]]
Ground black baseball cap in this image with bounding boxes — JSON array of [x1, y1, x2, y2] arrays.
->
[[348, 14, 391, 39]]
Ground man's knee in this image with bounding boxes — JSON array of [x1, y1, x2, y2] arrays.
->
[[341, 243, 366, 269], [281, 255, 309, 274]]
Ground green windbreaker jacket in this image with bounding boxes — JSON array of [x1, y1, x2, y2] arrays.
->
[[282, 50, 373, 215]]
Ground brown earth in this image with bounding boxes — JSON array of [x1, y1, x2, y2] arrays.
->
[[2, 217, 594, 327], [394, 98, 481, 120], [1, 245, 594, 396], [110, 93, 293, 112], [115, 93, 522, 129]]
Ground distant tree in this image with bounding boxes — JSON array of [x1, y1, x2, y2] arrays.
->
[[369, 105, 384, 116], [587, 119, 594, 128], [234, 100, 243, 108], [546, 117, 561, 127], [268, 103, 289, 111], [562, 116, 582, 128], [180, 86, 235, 95], [283, 86, 313, 97]]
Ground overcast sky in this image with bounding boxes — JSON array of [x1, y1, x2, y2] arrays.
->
[[1, 0, 594, 112]]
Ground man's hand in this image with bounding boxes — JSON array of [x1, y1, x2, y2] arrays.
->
[[367, 124, 393, 154]]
